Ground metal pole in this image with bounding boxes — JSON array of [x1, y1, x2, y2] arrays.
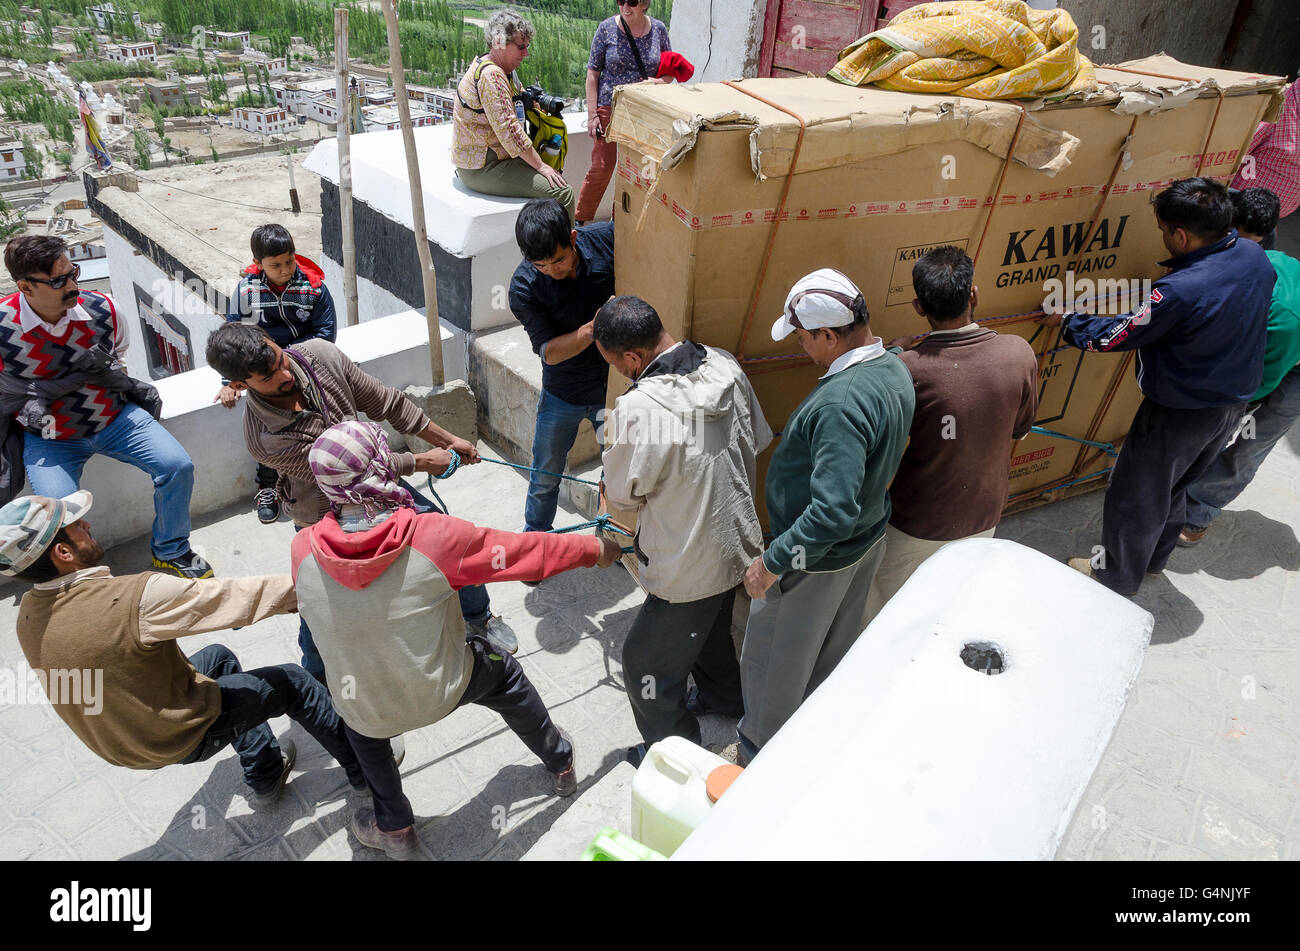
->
[[335, 8, 358, 328], [379, 0, 444, 384]]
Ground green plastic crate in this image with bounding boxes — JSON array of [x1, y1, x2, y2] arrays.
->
[[581, 827, 668, 861]]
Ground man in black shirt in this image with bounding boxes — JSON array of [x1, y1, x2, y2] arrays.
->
[[508, 199, 615, 533]]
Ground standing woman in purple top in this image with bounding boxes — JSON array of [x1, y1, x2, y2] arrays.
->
[[577, 1, 672, 224]]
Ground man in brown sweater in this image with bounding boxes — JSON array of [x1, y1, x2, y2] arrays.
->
[[205, 323, 521, 676], [865, 245, 1038, 623], [2, 490, 364, 804]]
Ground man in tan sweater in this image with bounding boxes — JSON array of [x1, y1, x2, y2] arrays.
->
[[2, 490, 365, 804]]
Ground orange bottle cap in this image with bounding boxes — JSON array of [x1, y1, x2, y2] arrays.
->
[[706, 764, 743, 803]]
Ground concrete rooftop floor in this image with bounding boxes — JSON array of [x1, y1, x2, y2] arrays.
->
[[0, 425, 1296, 861], [92, 153, 325, 292]]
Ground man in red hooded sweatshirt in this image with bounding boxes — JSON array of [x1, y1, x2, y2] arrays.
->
[[291, 419, 622, 860], [215, 223, 337, 523]]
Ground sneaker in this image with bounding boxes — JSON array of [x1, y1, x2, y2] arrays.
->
[[467, 614, 519, 655], [151, 549, 215, 579], [1066, 557, 1094, 578], [254, 487, 280, 524], [1177, 525, 1208, 547], [1068, 557, 1140, 596], [350, 805, 419, 860], [249, 738, 296, 806]]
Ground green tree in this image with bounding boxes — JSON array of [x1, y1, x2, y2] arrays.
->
[[0, 194, 24, 240], [133, 127, 151, 169], [20, 133, 36, 179]]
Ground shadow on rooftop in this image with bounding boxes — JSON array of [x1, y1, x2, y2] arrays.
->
[[119, 744, 359, 862], [522, 559, 640, 654], [1129, 574, 1205, 647], [414, 745, 630, 861], [1166, 508, 1300, 580]]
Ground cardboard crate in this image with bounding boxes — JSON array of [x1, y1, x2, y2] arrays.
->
[[604, 55, 1285, 527]]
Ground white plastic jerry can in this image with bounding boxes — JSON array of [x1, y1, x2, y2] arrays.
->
[[630, 736, 729, 857]]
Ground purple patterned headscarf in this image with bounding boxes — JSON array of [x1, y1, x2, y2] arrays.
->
[[308, 420, 414, 518]]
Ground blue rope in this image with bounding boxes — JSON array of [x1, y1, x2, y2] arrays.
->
[[478, 455, 601, 486], [1029, 426, 1118, 457], [552, 514, 635, 553], [425, 476, 633, 552], [1008, 466, 1113, 502]]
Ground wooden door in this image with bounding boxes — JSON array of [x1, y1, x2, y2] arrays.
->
[[757, 0, 933, 78]]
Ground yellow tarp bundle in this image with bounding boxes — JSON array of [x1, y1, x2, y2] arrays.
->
[[828, 0, 1098, 100]]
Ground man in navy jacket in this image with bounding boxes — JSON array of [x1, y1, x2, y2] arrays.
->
[[1041, 177, 1275, 595]]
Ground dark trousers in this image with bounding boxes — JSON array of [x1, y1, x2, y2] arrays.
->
[[622, 587, 743, 747], [346, 636, 572, 831], [180, 644, 363, 792], [1096, 398, 1246, 595], [255, 462, 278, 490]]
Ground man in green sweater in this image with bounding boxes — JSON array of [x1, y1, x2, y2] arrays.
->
[[738, 269, 914, 763], [1180, 187, 1300, 544]]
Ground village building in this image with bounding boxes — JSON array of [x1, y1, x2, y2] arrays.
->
[[231, 105, 295, 136], [105, 41, 157, 64]]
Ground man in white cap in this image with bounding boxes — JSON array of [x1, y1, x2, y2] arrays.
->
[[3, 491, 365, 805], [737, 268, 914, 763]]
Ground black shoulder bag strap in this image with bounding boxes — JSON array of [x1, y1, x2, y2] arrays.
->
[[619, 16, 649, 81]]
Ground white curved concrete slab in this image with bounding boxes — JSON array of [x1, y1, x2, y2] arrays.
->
[[674, 538, 1154, 860]]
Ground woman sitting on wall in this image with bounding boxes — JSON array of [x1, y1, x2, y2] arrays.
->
[[451, 9, 575, 221]]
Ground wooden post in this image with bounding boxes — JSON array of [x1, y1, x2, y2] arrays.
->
[[334, 8, 358, 328], [286, 148, 301, 213], [379, 0, 444, 384]]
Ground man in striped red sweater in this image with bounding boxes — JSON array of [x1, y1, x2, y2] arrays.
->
[[1, 235, 211, 578]]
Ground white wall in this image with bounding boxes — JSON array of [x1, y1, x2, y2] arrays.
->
[[101, 226, 230, 380], [669, 0, 766, 83], [318, 256, 468, 383], [29, 309, 443, 553], [306, 117, 614, 334]]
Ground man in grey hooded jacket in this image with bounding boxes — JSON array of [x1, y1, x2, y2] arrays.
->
[[594, 296, 773, 764]]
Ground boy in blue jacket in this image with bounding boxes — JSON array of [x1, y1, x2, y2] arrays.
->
[[215, 224, 337, 523], [1041, 177, 1276, 595]]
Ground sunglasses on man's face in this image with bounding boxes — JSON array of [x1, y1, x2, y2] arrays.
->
[[25, 263, 80, 290], [618, 0, 643, 7]]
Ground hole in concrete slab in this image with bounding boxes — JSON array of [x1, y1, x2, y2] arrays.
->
[[960, 641, 1006, 676]]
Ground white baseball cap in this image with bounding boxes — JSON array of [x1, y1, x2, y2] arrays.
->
[[771, 268, 865, 341], [0, 491, 93, 576]]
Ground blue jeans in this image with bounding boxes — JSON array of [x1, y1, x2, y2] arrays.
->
[[23, 401, 195, 561], [524, 389, 604, 533], [1185, 365, 1300, 530], [180, 644, 363, 791], [293, 481, 491, 684]]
